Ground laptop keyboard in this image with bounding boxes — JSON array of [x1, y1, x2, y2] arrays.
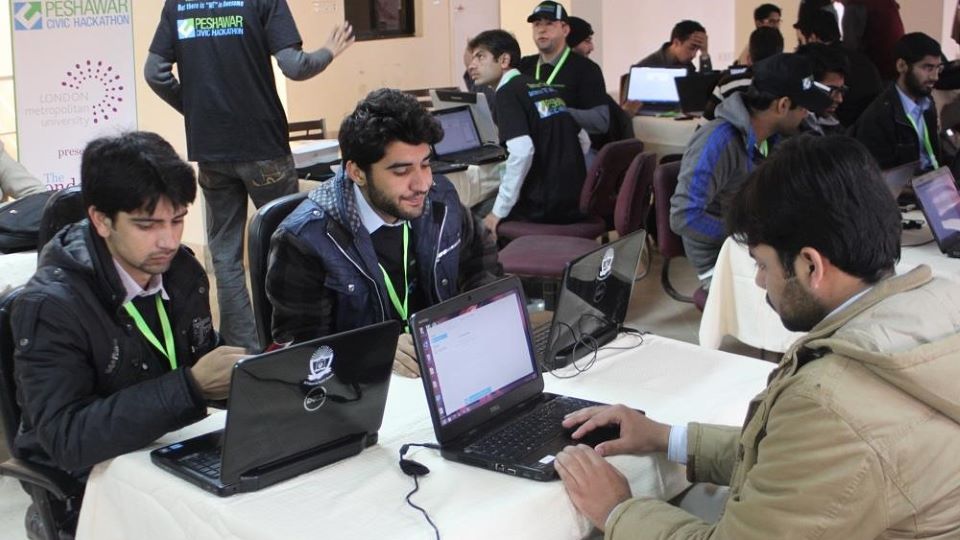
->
[[532, 323, 550, 359], [179, 450, 222, 479], [444, 145, 505, 164], [464, 396, 597, 460]]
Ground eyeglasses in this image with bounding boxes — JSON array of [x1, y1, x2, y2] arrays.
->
[[825, 84, 849, 97]]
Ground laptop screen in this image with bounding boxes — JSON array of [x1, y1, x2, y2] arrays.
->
[[914, 168, 960, 245], [417, 288, 537, 426], [628, 67, 687, 103], [882, 161, 920, 199], [432, 107, 482, 156]]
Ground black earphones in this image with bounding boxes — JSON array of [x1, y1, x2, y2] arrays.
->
[[400, 457, 430, 476], [398, 443, 441, 539]]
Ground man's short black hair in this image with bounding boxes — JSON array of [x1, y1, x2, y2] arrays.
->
[[339, 88, 443, 173], [726, 135, 900, 283], [469, 29, 522, 69], [796, 8, 840, 43], [81, 131, 196, 220], [749, 26, 785, 64], [671, 20, 706, 43], [894, 32, 943, 66], [754, 3, 781, 21], [796, 42, 848, 79]]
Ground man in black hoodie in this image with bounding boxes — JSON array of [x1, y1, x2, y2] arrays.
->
[[12, 132, 245, 537]]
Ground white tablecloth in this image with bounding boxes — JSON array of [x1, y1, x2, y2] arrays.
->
[[699, 226, 960, 352], [76, 334, 773, 540], [632, 116, 704, 157], [0, 251, 37, 295], [444, 162, 503, 208]]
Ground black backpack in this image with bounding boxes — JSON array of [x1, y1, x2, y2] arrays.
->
[[0, 191, 53, 253]]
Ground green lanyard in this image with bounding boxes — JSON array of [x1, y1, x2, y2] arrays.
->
[[535, 46, 571, 86], [903, 113, 939, 169], [378, 222, 410, 324], [757, 140, 769, 158], [123, 294, 177, 370]]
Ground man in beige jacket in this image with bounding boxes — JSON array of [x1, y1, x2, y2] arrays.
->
[[0, 140, 45, 205], [556, 134, 960, 539]]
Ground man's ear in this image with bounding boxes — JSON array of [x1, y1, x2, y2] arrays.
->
[[796, 247, 826, 290], [560, 22, 570, 38], [896, 58, 909, 76], [345, 161, 365, 187], [498, 53, 512, 70], [88, 206, 112, 239]]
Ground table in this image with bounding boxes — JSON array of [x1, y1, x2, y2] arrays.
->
[[699, 224, 960, 352], [632, 115, 704, 158], [75, 334, 773, 540], [0, 251, 38, 296], [444, 162, 504, 208]]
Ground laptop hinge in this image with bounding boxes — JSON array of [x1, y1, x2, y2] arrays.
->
[[236, 432, 371, 492]]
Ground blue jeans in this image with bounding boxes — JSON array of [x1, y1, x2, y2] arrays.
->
[[198, 155, 297, 350]]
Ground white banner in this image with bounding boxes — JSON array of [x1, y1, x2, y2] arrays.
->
[[11, 0, 138, 189]]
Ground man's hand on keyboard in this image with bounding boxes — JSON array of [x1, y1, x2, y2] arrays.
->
[[561, 404, 670, 457], [555, 444, 631, 532]]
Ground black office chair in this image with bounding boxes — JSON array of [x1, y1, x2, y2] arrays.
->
[[247, 192, 308, 352], [37, 186, 84, 257], [0, 287, 84, 540]]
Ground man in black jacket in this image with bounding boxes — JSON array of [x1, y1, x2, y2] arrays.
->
[[850, 32, 943, 170], [12, 132, 245, 537]]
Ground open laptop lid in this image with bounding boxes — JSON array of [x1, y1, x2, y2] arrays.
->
[[882, 160, 921, 199], [409, 277, 542, 445], [546, 230, 647, 363], [675, 72, 721, 114], [912, 167, 960, 253], [219, 321, 400, 484], [431, 89, 498, 144], [431, 105, 485, 158], [627, 66, 686, 105]]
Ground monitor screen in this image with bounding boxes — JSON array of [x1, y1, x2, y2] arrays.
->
[[914, 169, 960, 243], [628, 67, 687, 103], [432, 108, 481, 156], [416, 289, 537, 426]]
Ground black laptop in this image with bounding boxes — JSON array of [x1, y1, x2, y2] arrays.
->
[[409, 277, 618, 482], [151, 321, 400, 496], [430, 106, 506, 167], [675, 72, 721, 116], [531, 230, 647, 371], [912, 167, 960, 257]]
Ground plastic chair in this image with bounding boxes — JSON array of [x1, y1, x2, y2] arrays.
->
[[653, 160, 707, 311], [37, 186, 84, 256], [246, 192, 308, 351], [498, 151, 657, 280], [497, 138, 644, 242], [0, 287, 84, 540]]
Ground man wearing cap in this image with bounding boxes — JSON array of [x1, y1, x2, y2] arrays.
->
[[796, 42, 849, 136], [850, 32, 943, 171], [669, 53, 833, 289], [518, 2, 610, 142]]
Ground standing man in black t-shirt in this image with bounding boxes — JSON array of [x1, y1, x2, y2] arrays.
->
[[518, 2, 610, 144], [468, 30, 588, 236], [144, 1, 353, 351]]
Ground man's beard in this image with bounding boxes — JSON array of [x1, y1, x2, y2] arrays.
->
[[904, 68, 932, 98], [368, 178, 425, 222], [768, 276, 829, 332]]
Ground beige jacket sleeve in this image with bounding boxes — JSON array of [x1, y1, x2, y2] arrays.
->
[[685, 423, 740, 485], [604, 394, 886, 540], [0, 142, 45, 202]]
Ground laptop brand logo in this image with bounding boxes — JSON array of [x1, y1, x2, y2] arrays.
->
[[306, 345, 334, 385], [598, 248, 615, 280], [303, 386, 328, 411]]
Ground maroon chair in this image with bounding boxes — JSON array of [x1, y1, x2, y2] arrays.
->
[[497, 139, 645, 242], [653, 160, 707, 311], [498, 152, 657, 280]]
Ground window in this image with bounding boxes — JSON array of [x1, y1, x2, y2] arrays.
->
[[344, 0, 415, 41]]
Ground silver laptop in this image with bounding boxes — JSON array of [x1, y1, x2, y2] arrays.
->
[[431, 89, 498, 144], [430, 106, 506, 166], [628, 66, 686, 114]]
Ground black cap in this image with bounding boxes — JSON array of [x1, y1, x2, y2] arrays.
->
[[752, 53, 834, 115], [566, 16, 593, 47], [527, 1, 568, 23]]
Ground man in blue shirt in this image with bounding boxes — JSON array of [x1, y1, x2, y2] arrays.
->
[[850, 32, 943, 170]]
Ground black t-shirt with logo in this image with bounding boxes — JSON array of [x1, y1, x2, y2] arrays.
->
[[496, 73, 586, 223], [518, 51, 607, 111], [149, 0, 302, 162]]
